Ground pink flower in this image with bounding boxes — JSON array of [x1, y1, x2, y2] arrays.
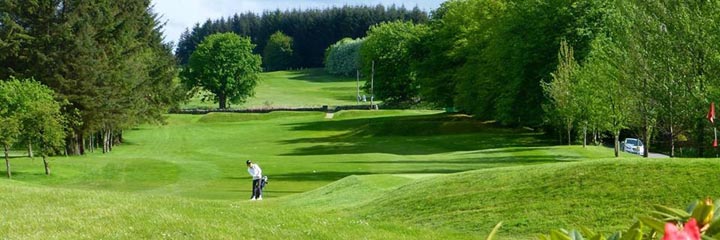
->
[[663, 218, 701, 240]]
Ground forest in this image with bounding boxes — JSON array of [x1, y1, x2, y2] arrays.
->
[[0, 0, 183, 156], [175, 5, 428, 68]]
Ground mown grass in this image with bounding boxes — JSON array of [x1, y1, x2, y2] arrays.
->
[[184, 69, 368, 109], [4, 108, 703, 239], [5, 67, 698, 239]]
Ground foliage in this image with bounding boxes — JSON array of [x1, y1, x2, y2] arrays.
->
[[324, 38, 364, 77], [0, 77, 65, 177], [181, 33, 262, 109], [175, 5, 428, 67], [0, 0, 183, 155], [416, 0, 606, 126], [360, 21, 429, 106], [263, 31, 294, 71], [543, 40, 580, 145]]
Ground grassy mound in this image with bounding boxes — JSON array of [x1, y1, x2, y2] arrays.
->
[[0, 180, 467, 239], [357, 158, 720, 239], [286, 174, 418, 208]]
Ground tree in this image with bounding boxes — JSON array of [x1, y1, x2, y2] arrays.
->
[[577, 37, 634, 157], [543, 40, 580, 145], [19, 80, 65, 175], [182, 33, 262, 109], [0, 77, 64, 177], [263, 31, 294, 71], [0, 0, 182, 155], [175, 5, 429, 67], [360, 21, 428, 106], [325, 38, 364, 77]]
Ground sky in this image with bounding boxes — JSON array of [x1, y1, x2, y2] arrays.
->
[[152, 0, 445, 46]]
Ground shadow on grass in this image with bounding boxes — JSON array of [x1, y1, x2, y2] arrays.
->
[[286, 69, 356, 83], [331, 155, 576, 165], [270, 169, 461, 182], [279, 113, 551, 156]]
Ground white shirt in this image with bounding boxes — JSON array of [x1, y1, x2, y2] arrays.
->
[[247, 164, 262, 180]]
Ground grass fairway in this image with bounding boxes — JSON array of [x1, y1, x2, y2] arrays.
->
[[3, 70, 720, 238], [184, 69, 368, 109], [5, 110, 718, 239]]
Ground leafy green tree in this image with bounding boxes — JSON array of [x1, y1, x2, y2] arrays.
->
[[19, 80, 65, 175], [0, 82, 21, 178], [0, 77, 64, 177], [263, 31, 294, 71], [543, 40, 580, 145], [175, 5, 428, 67], [182, 33, 262, 109], [0, 0, 182, 155], [577, 37, 634, 157], [325, 38, 364, 77], [360, 21, 429, 106]]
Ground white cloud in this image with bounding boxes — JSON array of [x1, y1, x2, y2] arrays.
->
[[151, 0, 444, 47]]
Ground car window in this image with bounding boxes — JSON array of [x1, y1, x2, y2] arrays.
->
[[626, 139, 637, 145]]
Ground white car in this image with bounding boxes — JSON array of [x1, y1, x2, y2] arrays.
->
[[622, 138, 645, 155]]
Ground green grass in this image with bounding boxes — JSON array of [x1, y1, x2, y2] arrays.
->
[[184, 69, 369, 109], [2, 69, 714, 238], [1, 110, 669, 239]]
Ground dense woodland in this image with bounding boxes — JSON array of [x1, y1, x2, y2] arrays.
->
[[175, 5, 428, 68], [0, 0, 183, 157], [323, 0, 720, 157]]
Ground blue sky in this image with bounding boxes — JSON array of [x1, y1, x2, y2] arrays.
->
[[152, 0, 445, 46]]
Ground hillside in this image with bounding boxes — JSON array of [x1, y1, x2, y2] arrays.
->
[[184, 69, 367, 109]]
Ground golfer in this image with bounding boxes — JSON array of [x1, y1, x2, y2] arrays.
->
[[246, 160, 263, 200]]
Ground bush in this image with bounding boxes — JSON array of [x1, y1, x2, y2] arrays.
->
[[324, 38, 364, 76]]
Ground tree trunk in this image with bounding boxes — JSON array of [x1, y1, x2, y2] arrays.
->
[[28, 141, 34, 159], [219, 93, 227, 109], [77, 133, 84, 155], [102, 129, 108, 153], [4, 144, 10, 178], [109, 130, 113, 152], [670, 124, 675, 158], [643, 126, 651, 158], [582, 124, 587, 148], [567, 122, 572, 146], [614, 132, 620, 158], [43, 153, 50, 175]]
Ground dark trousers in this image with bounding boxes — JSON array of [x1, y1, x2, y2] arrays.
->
[[251, 179, 262, 198]]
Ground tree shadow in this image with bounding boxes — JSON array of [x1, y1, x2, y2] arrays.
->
[[279, 113, 551, 156]]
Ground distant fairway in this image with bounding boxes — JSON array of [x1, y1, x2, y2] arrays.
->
[[184, 69, 368, 109], [4, 70, 720, 239]]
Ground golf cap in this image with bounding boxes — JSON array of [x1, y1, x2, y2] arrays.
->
[[246, 160, 252, 165]]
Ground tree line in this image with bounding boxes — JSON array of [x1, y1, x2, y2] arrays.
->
[[0, 0, 183, 162], [175, 5, 428, 69], [326, 0, 720, 157]]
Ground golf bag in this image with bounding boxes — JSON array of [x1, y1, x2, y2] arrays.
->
[[260, 176, 268, 190]]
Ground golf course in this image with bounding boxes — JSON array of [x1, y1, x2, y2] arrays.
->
[[3, 69, 720, 239]]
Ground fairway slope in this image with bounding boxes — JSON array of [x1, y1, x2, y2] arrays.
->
[[0, 180, 467, 239], [354, 158, 720, 239]]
